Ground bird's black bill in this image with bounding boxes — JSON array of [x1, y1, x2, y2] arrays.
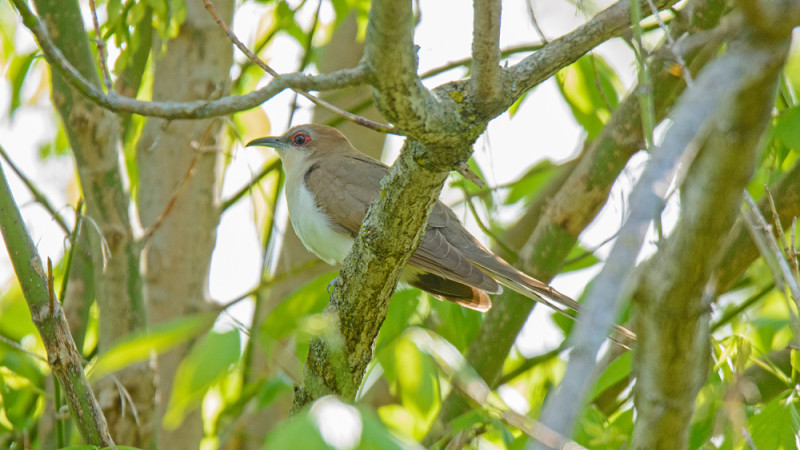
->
[[245, 136, 283, 148]]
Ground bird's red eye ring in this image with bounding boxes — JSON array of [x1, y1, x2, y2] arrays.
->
[[291, 132, 311, 146]]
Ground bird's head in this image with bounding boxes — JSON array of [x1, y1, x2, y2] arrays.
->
[[246, 124, 351, 170]]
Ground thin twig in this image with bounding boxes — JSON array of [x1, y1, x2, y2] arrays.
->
[[47, 257, 55, 315], [0, 335, 48, 363], [9, 0, 372, 120], [88, 0, 114, 93], [286, 0, 322, 128], [525, 0, 549, 44], [201, 0, 398, 134], [221, 156, 282, 211], [217, 259, 325, 311], [0, 144, 70, 234], [646, 0, 693, 86], [461, 187, 516, 258], [765, 185, 791, 262], [410, 329, 584, 449], [741, 194, 800, 328], [58, 199, 85, 303], [141, 151, 200, 242]]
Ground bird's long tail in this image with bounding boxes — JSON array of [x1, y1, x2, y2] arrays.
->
[[474, 258, 636, 345]]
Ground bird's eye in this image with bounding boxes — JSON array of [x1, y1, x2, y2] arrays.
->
[[291, 132, 311, 146]]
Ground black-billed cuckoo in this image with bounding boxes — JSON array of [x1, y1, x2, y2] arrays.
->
[[246, 124, 581, 314]]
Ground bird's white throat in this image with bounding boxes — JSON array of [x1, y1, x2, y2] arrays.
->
[[286, 179, 353, 265]]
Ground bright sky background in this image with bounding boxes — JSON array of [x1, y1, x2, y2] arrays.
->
[[0, 0, 658, 360]]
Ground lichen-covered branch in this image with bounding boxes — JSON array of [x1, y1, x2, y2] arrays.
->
[[430, 0, 726, 435], [631, 20, 791, 448], [293, 140, 451, 407], [0, 164, 114, 447], [363, 0, 458, 141]]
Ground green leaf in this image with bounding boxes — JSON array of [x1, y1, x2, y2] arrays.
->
[[504, 160, 559, 206], [393, 336, 439, 425], [508, 89, 530, 117], [7, 52, 36, 117], [429, 296, 481, 352], [749, 396, 800, 449], [358, 406, 407, 450], [92, 313, 216, 380], [774, 106, 800, 150], [588, 352, 631, 400], [261, 271, 337, 341], [263, 414, 329, 450], [375, 288, 420, 354], [257, 376, 293, 408], [0, 284, 38, 340], [163, 329, 240, 429], [556, 54, 622, 140], [0, 369, 41, 429], [561, 244, 601, 273]]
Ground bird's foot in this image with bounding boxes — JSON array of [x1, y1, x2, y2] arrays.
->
[[327, 276, 339, 294]]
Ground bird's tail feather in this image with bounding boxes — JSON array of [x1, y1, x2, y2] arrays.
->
[[475, 260, 636, 345]]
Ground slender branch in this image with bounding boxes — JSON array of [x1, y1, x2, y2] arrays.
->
[[631, 0, 656, 149], [410, 329, 583, 449], [419, 44, 543, 79], [220, 156, 281, 211], [741, 194, 800, 329], [470, 0, 503, 111], [429, 0, 727, 439], [0, 144, 70, 234], [201, 0, 395, 134], [88, 0, 113, 93], [0, 163, 114, 446], [9, 0, 372, 120], [286, 0, 323, 128], [505, 0, 678, 106]]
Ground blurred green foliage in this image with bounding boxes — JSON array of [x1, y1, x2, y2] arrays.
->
[[1, 1, 799, 449]]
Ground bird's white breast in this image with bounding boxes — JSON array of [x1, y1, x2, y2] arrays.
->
[[286, 181, 353, 265]]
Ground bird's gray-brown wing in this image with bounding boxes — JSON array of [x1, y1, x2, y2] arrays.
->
[[302, 153, 387, 236], [427, 200, 585, 312], [303, 152, 497, 310]]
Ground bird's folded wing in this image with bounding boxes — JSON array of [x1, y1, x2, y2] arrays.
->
[[303, 154, 387, 236], [408, 230, 501, 293]]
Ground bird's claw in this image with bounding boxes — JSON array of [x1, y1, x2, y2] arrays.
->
[[327, 277, 339, 294]]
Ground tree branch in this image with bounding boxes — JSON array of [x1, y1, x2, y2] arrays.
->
[[501, 0, 677, 113], [470, 0, 503, 112], [363, 0, 456, 141], [9, 0, 371, 120], [630, 23, 791, 448], [532, 11, 767, 445], [431, 0, 726, 436], [0, 163, 114, 447]]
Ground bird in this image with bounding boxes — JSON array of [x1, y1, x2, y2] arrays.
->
[[246, 124, 583, 316]]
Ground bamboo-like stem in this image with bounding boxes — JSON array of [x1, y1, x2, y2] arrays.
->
[[0, 164, 114, 446]]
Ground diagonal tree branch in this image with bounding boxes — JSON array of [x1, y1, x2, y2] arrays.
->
[[430, 0, 727, 437], [535, 10, 793, 444], [630, 20, 792, 448], [0, 163, 114, 447], [483, 0, 678, 119]]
